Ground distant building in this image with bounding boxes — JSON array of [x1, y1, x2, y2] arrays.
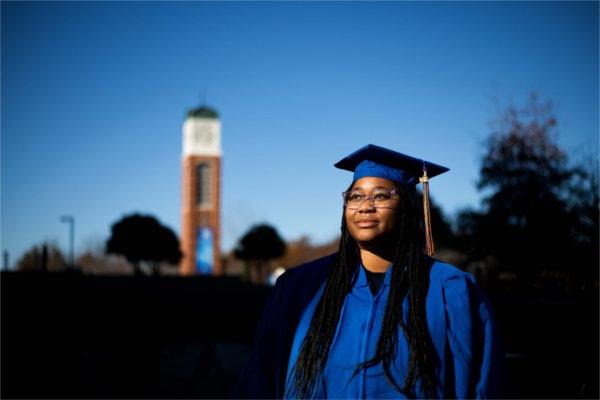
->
[[180, 105, 222, 275]]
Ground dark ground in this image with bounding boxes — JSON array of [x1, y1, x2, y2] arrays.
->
[[1, 271, 598, 399]]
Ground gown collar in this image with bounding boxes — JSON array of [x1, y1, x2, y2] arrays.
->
[[352, 262, 394, 298]]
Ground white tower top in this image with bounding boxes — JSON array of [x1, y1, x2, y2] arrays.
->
[[183, 105, 222, 156]]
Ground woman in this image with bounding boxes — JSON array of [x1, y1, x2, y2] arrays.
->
[[235, 144, 504, 399]]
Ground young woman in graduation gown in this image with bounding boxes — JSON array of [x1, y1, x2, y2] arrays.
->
[[234, 144, 505, 399]]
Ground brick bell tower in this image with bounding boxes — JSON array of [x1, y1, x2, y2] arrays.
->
[[180, 104, 222, 275]]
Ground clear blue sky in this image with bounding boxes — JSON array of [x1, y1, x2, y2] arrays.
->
[[2, 1, 598, 267]]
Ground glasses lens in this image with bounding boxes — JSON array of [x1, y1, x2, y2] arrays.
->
[[372, 189, 394, 206], [345, 191, 365, 208]]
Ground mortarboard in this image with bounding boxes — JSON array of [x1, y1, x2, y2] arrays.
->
[[334, 144, 449, 256], [334, 144, 449, 184]]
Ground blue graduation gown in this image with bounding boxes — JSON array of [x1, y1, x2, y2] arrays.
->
[[234, 253, 504, 399]]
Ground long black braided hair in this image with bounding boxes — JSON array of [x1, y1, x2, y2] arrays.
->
[[288, 182, 438, 399]]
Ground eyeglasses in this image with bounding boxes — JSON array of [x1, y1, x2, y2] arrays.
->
[[342, 189, 399, 210]]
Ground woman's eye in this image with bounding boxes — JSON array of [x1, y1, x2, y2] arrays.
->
[[349, 194, 363, 201], [374, 192, 391, 200]]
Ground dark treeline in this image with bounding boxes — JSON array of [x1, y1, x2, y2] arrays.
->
[[1, 272, 269, 399]]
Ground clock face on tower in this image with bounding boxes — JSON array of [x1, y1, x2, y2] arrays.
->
[[196, 126, 213, 145], [184, 118, 221, 156]]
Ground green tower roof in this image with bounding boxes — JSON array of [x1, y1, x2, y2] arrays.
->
[[187, 105, 219, 119]]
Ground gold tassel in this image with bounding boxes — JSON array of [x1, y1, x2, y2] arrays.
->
[[419, 167, 434, 256]]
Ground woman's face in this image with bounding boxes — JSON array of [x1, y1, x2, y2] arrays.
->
[[344, 177, 400, 247]]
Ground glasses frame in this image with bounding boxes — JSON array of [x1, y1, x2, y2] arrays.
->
[[342, 189, 400, 210]]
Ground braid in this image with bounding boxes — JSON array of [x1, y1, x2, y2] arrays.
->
[[290, 184, 437, 398], [388, 185, 437, 398]]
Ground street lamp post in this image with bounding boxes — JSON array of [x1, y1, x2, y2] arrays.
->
[[60, 215, 75, 267]]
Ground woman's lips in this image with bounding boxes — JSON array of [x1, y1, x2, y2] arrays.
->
[[354, 220, 378, 228]]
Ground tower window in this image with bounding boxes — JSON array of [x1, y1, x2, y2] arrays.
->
[[196, 163, 211, 206]]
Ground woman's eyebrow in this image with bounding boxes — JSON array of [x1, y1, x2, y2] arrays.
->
[[351, 186, 394, 191]]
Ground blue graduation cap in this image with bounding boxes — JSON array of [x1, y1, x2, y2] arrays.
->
[[334, 144, 449, 185], [334, 144, 449, 256]]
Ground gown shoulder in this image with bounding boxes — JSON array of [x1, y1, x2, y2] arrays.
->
[[428, 257, 476, 286], [427, 258, 506, 399]]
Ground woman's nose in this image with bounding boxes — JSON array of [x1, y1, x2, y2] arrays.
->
[[358, 197, 376, 212]]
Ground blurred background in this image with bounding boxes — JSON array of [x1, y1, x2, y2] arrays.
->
[[1, 1, 598, 398]]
